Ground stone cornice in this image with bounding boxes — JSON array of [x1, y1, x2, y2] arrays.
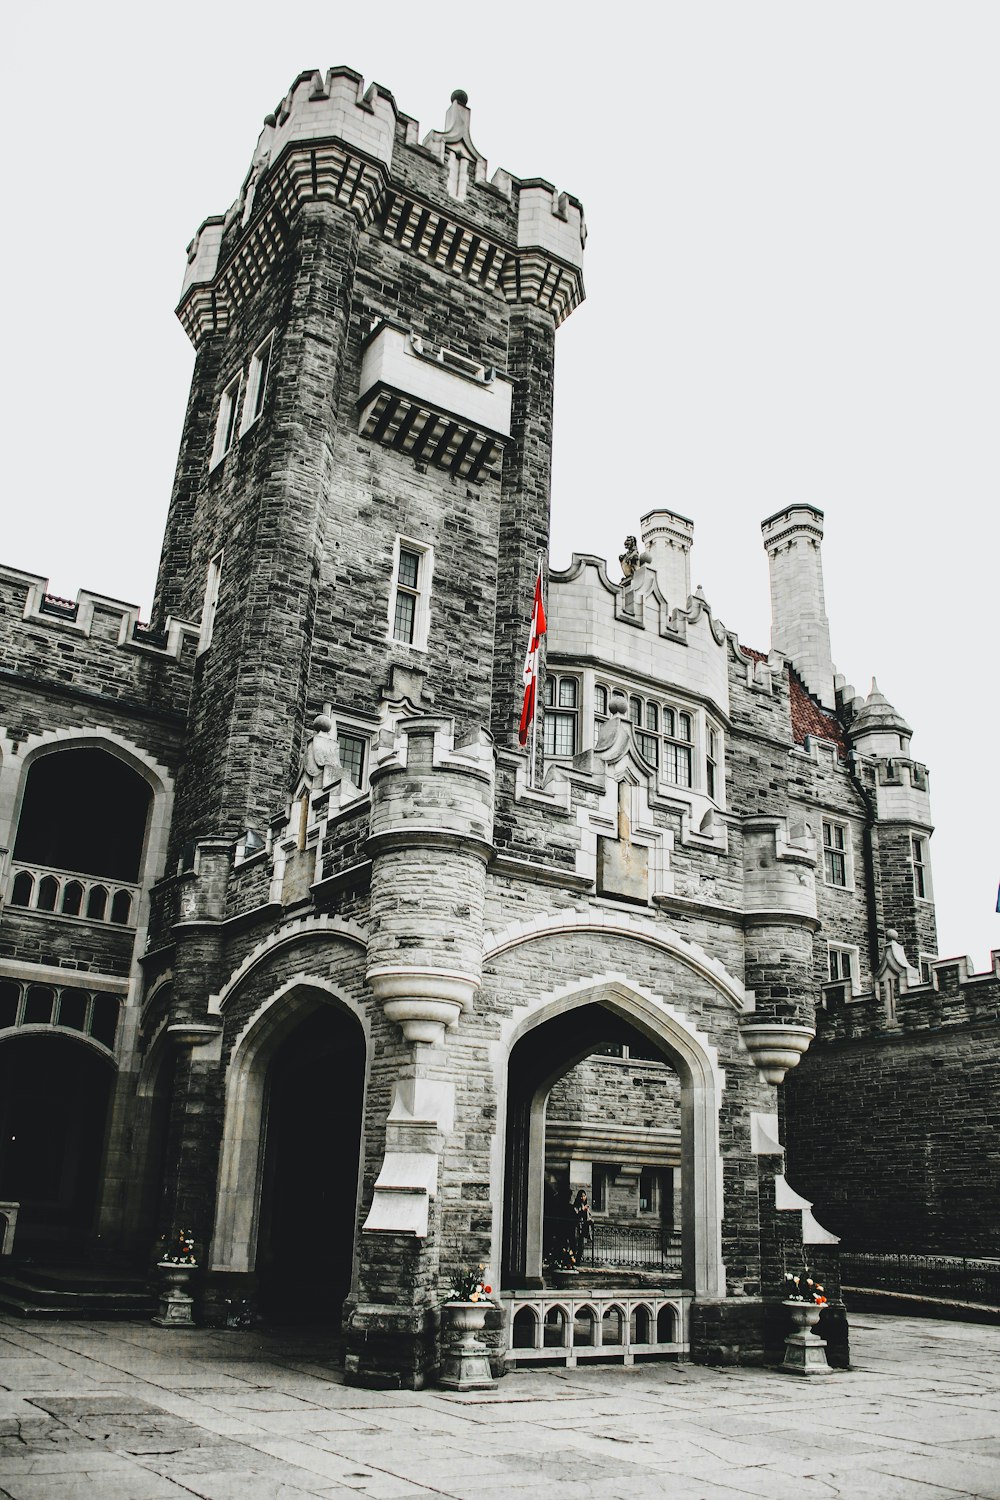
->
[[178, 139, 585, 346]]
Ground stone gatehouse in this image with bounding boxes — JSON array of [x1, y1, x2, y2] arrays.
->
[[1, 62, 994, 1386]]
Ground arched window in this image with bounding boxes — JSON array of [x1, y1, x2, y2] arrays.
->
[[110, 890, 133, 926], [37, 875, 59, 912], [656, 1305, 676, 1343], [14, 748, 152, 882], [10, 871, 33, 907], [89, 995, 120, 1050], [24, 986, 54, 1025], [0, 981, 20, 1029], [61, 881, 84, 917], [87, 886, 108, 921]]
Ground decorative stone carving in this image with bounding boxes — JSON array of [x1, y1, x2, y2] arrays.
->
[[302, 713, 343, 788], [619, 535, 640, 581], [594, 689, 630, 758], [739, 1022, 815, 1084]]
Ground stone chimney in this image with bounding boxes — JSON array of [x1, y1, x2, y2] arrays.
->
[[640, 509, 694, 607], [760, 505, 835, 710]]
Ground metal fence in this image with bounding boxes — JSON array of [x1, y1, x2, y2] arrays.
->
[[577, 1224, 682, 1272], [840, 1252, 1000, 1305]]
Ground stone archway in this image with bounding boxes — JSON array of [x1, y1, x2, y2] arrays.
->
[[0, 1032, 116, 1255], [496, 976, 725, 1299], [210, 978, 369, 1321]]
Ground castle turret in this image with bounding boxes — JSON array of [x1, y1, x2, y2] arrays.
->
[[761, 505, 835, 710], [848, 680, 936, 967], [640, 508, 694, 606]]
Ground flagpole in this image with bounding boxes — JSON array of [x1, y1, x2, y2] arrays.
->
[[528, 554, 542, 790]]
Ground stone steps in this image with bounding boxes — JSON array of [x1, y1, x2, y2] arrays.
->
[[0, 1265, 156, 1320]]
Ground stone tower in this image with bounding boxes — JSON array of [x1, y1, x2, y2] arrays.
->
[[157, 71, 585, 855]]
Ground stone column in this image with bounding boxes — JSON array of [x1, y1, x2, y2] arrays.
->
[[345, 716, 495, 1387]]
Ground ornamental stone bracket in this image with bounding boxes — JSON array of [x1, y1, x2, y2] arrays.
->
[[738, 1022, 815, 1085], [362, 1078, 455, 1237], [367, 965, 478, 1045], [775, 1174, 840, 1246]]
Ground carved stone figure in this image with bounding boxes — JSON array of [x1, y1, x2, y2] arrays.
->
[[619, 535, 640, 581], [302, 713, 342, 786]]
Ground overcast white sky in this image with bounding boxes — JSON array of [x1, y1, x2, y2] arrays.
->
[[3, 2, 997, 966]]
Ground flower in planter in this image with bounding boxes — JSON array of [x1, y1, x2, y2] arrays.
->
[[159, 1228, 199, 1266], [783, 1269, 827, 1305], [446, 1264, 494, 1303]]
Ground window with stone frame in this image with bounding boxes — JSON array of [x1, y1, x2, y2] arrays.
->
[[333, 721, 371, 789], [198, 550, 224, 654], [211, 372, 242, 466], [593, 681, 722, 798], [591, 1164, 613, 1214], [822, 818, 850, 887], [241, 331, 274, 434], [638, 1166, 657, 1215], [388, 537, 433, 650], [706, 726, 720, 800], [543, 675, 578, 757], [911, 834, 931, 900], [827, 943, 857, 986], [626, 694, 693, 786]]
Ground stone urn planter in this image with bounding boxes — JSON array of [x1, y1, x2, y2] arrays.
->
[[152, 1262, 197, 1328], [780, 1300, 832, 1377], [438, 1300, 497, 1391]]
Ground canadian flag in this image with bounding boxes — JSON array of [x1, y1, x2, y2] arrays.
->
[[518, 566, 547, 747]]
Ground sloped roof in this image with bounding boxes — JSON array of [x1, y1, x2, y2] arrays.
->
[[741, 645, 846, 758]]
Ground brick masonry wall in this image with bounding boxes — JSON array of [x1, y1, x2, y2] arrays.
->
[[0, 909, 135, 977], [784, 981, 1000, 1256]]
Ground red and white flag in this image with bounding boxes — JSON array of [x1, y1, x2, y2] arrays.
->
[[518, 565, 547, 747]]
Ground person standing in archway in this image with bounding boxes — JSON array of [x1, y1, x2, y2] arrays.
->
[[572, 1189, 593, 1264]]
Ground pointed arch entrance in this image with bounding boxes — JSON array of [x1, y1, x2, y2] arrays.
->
[[0, 1034, 115, 1255], [211, 979, 368, 1324], [499, 978, 724, 1299]]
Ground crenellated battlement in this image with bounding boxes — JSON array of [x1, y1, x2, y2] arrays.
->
[[818, 949, 1000, 1042], [1, 567, 199, 664], [178, 67, 586, 344]]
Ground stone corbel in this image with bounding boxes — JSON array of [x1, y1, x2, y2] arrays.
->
[[367, 965, 478, 1044], [739, 1022, 815, 1084]]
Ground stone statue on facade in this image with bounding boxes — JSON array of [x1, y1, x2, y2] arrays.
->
[[302, 713, 343, 788], [619, 535, 640, 581]]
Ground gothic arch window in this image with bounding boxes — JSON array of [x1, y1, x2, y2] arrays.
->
[[13, 748, 152, 885]]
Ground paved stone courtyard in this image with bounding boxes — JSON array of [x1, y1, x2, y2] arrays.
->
[[0, 1312, 998, 1499]]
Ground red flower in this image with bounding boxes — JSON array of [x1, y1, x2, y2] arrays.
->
[[484, 1285, 492, 1294]]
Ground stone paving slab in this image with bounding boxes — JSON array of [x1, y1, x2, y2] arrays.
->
[[0, 1313, 998, 1498]]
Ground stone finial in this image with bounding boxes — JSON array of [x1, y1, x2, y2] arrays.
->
[[422, 89, 487, 198]]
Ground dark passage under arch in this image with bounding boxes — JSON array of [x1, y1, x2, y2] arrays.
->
[[0, 1035, 114, 1254], [503, 1002, 680, 1287], [255, 1004, 365, 1324], [14, 748, 152, 882]]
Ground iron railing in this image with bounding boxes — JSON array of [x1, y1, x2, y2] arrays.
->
[[841, 1252, 1000, 1306], [577, 1224, 681, 1272]]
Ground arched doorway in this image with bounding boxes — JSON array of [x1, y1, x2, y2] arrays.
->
[[250, 1001, 365, 1324], [0, 1035, 114, 1257], [500, 983, 724, 1298]]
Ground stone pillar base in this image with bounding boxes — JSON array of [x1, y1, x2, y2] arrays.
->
[[689, 1298, 766, 1366], [343, 1300, 437, 1390]]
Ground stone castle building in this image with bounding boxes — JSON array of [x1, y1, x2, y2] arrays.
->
[[1, 65, 996, 1383]]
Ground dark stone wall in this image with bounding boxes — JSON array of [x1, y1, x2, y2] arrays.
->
[[784, 969, 1000, 1257]]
